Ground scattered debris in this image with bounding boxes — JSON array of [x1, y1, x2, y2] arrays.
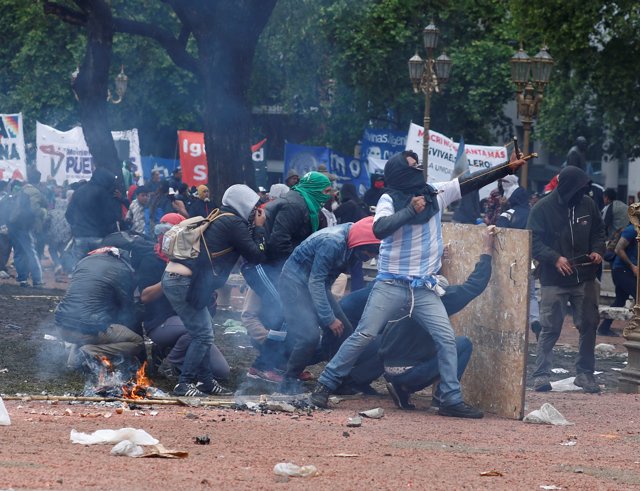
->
[[480, 470, 503, 477], [550, 377, 581, 392], [346, 416, 362, 427], [551, 368, 569, 374], [595, 343, 616, 353], [328, 396, 344, 404], [222, 319, 247, 335], [273, 462, 318, 478], [194, 435, 211, 445], [540, 486, 562, 490], [139, 444, 188, 459], [523, 403, 573, 426], [331, 453, 359, 458], [111, 440, 144, 457], [559, 439, 577, 446], [359, 407, 384, 419], [70, 427, 159, 445], [0, 368, 8, 373]]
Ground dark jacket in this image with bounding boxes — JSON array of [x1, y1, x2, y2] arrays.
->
[[379, 254, 492, 368], [496, 187, 529, 230], [55, 251, 136, 334], [65, 168, 122, 238], [264, 190, 312, 262], [527, 170, 605, 287], [335, 183, 368, 224], [183, 205, 267, 292]]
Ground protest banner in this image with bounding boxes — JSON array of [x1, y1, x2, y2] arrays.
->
[[141, 156, 179, 183], [330, 151, 369, 195], [360, 128, 406, 175], [0, 113, 27, 181], [406, 123, 508, 198], [36, 122, 141, 184], [283, 142, 331, 179], [177, 130, 208, 187]]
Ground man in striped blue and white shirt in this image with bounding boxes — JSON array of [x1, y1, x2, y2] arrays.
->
[[311, 150, 526, 418]]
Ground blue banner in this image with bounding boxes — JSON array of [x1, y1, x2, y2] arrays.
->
[[141, 156, 179, 183], [283, 142, 331, 180], [330, 151, 370, 196], [360, 128, 407, 173]]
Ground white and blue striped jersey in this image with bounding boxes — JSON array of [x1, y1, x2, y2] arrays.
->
[[374, 179, 461, 278]]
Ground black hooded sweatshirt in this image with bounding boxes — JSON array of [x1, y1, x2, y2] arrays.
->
[[65, 167, 122, 238], [527, 166, 605, 287], [496, 186, 529, 229]]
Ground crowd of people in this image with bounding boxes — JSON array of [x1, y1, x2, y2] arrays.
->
[[0, 142, 632, 416]]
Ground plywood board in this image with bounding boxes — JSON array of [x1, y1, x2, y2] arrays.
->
[[441, 223, 531, 420]]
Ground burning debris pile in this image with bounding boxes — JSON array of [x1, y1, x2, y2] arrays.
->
[[85, 357, 167, 400]]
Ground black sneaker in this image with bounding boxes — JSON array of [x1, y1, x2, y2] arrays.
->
[[197, 379, 233, 396], [574, 373, 601, 394], [534, 376, 552, 392], [157, 358, 180, 380], [19, 281, 29, 288], [437, 401, 484, 419], [173, 382, 207, 397], [309, 382, 331, 408], [385, 379, 415, 410]]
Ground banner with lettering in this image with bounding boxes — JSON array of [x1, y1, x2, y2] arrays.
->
[[36, 122, 141, 184], [330, 151, 370, 195], [405, 123, 508, 198], [0, 113, 27, 181], [141, 156, 179, 183], [360, 128, 406, 175], [283, 142, 331, 179], [177, 130, 208, 187]]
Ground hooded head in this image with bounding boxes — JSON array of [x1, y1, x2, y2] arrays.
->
[[269, 183, 289, 199], [292, 171, 332, 232], [91, 167, 118, 191], [507, 186, 529, 208], [347, 216, 381, 261], [556, 166, 590, 207], [340, 182, 360, 203], [222, 184, 260, 221], [383, 151, 423, 193], [154, 212, 185, 261], [285, 168, 300, 187]]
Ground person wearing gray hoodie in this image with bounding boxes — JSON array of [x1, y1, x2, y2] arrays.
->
[[162, 184, 267, 397]]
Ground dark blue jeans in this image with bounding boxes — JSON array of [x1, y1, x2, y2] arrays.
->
[[599, 268, 636, 331], [9, 227, 42, 283], [161, 272, 214, 385], [71, 236, 103, 270], [386, 336, 473, 402]]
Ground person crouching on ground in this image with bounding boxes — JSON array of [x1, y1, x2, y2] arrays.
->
[[162, 184, 268, 397], [278, 216, 381, 394]]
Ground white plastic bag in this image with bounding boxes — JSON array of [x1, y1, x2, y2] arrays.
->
[[111, 440, 144, 457], [70, 428, 159, 445], [523, 403, 573, 426], [0, 397, 11, 426], [273, 462, 318, 477]]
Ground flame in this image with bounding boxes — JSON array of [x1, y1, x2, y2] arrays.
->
[[97, 356, 114, 386], [121, 361, 151, 400]]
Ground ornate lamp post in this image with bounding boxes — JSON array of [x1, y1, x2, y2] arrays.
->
[[408, 20, 452, 180], [510, 44, 553, 188], [619, 203, 640, 393]]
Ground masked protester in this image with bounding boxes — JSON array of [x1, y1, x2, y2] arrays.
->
[[278, 216, 381, 393], [528, 166, 605, 393], [162, 184, 267, 397], [311, 150, 527, 418]]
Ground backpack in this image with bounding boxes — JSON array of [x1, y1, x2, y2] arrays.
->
[[603, 226, 625, 263], [161, 209, 234, 261]]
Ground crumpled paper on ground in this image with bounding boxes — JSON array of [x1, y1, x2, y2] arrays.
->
[[70, 427, 159, 445], [523, 403, 573, 426]]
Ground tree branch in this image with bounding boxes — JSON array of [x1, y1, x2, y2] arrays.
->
[[177, 25, 191, 48], [112, 17, 198, 74], [43, 1, 87, 26]]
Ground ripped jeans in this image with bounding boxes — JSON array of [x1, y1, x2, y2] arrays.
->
[[318, 279, 463, 407]]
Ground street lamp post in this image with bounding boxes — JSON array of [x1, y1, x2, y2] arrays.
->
[[408, 21, 452, 180], [510, 44, 553, 189]]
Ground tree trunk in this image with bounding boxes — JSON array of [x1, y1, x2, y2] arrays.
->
[[186, 1, 277, 199], [71, 0, 122, 185]]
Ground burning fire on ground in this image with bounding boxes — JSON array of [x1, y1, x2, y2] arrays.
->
[[90, 357, 155, 399]]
